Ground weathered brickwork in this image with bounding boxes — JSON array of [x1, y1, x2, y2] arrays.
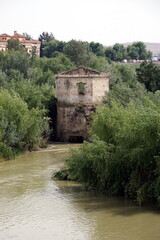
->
[[56, 66, 109, 142]]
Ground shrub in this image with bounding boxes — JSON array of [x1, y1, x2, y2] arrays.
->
[[0, 89, 49, 159]]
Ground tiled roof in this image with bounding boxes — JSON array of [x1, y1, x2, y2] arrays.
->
[[56, 66, 108, 77], [12, 33, 25, 38], [21, 40, 41, 44], [0, 33, 11, 37]]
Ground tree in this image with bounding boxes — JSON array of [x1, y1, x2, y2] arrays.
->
[[7, 39, 24, 51], [132, 42, 146, 59], [111, 63, 136, 86], [38, 32, 55, 43], [34, 53, 75, 75], [45, 53, 75, 74], [2, 51, 30, 77], [113, 43, 127, 61], [128, 42, 152, 60], [105, 43, 127, 61], [105, 47, 116, 61], [64, 40, 93, 66], [23, 32, 32, 40], [0, 70, 7, 87], [127, 45, 139, 60], [43, 40, 65, 58], [136, 61, 160, 92], [38, 32, 55, 57], [90, 56, 111, 73], [0, 89, 49, 158], [89, 42, 105, 56]]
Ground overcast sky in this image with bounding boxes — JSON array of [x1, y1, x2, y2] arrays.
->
[[1, 0, 160, 45]]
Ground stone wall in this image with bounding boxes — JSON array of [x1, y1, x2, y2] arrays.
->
[[56, 66, 109, 142], [56, 105, 96, 141], [56, 76, 109, 105]]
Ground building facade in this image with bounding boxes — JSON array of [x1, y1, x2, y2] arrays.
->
[[0, 31, 41, 56], [56, 66, 109, 142]]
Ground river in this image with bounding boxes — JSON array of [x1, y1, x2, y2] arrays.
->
[[0, 144, 160, 240]]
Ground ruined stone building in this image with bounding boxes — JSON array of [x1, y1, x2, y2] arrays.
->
[[0, 31, 41, 56], [56, 66, 109, 142]]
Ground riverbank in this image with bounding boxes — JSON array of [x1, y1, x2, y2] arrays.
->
[[1, 145, 160, 240], [0, 142, 80, 163]]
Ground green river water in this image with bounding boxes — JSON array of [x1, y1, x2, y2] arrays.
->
[[0, 144, 160, 240]]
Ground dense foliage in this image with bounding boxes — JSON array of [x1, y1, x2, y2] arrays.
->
[[0, 89, 49, 159], [1, 31, 158, 205], [105, 42, 152, 61], [0, 32, 136, 159], [136, 61, 160, 92], [40, 33, 151, 63], [53, 58, 160, 206], [0, 49, 59, 158]]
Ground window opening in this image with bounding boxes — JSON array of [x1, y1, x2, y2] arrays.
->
[[77, 82, 86, 95]]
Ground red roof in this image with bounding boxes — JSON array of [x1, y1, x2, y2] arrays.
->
[[12, 31, 25, 39], [0, 33, 11, 37], [21, 40, 41, 44]]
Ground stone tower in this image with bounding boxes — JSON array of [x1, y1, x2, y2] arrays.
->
[[55, 66, 109, 142]]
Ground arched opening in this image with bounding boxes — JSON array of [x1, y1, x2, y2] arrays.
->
[[69, 136, 84, 143]]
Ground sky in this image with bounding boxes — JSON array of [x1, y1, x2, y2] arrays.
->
[[1, 0, 160, 45]]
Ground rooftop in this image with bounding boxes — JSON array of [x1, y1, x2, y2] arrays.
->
[[12, 31, 25, 39], [0, 33, 11, 37], [56, 66, 108, 78]]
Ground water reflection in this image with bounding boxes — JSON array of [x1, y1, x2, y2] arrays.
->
[[0, 145, 160, 240]]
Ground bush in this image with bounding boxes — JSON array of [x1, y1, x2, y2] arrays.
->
[[56, 98, 160, 205], [0, 89, 49, 159]]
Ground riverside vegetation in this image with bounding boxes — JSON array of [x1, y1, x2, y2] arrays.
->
[[0, 32, 151, 159], [1, 32, 160, 206], [53, 59, 160, 206]]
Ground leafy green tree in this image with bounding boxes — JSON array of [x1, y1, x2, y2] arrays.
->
[[132, 42, 146, 60], [127, 42, 152, 60], [89, 42, 105, 56], [136, 61, 160, 92], [42, 40, 65, 58], [109, 63, 136, 87], [5, 79, 54, 110], [45, 53, 75, 74], [57, 96, 160, 205], [105, 47, 116, 61], [7, 39, 24, 51], [104, 82, 149, 106], [2, 51, 30, 77], [105, 44, 127, 61], [0, 89, 49, 158], [23, 32, 32, 40], [34, 53, 75, 75], [0, 70, 7, 87], [90, 56, 111, 73], [64, 40, 93, 66], [113, 43, 127, 61], [38, 32, 55, 43], [38, 32, 55, 57], [127, 45, 139, 60]]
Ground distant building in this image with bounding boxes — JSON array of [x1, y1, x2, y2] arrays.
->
[[56, 66, 109, 142], [0, 31, 41, 56], [152, 56, 158, 61]]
